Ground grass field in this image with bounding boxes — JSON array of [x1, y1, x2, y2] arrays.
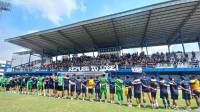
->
[[0, 92, 198, 112]]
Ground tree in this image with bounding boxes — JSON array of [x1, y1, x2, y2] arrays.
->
[[0, 1, 11, 12]]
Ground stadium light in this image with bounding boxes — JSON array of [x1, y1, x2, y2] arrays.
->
[[0, 1, 11, 12]]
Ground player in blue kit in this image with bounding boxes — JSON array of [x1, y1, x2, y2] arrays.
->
[[150, 77, 158, 109], [140, 73, 152, 107], [48, 75, 54, 97], [94, 76, 101, 101], [69, 74, 76, 99], [76, 76, 81, 99], [169, 76, 179, 109], [108, 75, 115, 103], [132, 77, 142, 108], [159, 77, 170, 109], [81, 77, 87, 101], [63, 75, 69, 98], [32, 76, 38, 95], [179, 75, 192, 111], [124, 76, 133, 107]]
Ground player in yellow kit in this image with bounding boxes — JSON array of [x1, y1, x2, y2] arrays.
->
[[88, 76, 95, 101], [189, 75, 200, 111]]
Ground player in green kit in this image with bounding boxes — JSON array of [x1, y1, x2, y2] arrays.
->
[[0, 76, 3, 91], [27, 77, 33, 95], [56, 74, 64, 98], [37, 75, 44, 96], [100, 74, 108, 102], [115, 76, 124, 105]]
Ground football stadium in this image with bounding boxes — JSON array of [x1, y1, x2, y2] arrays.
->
[[0, 0, 200, 112]]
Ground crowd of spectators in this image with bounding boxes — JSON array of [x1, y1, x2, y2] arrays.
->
[[13, 51, 199, 72]]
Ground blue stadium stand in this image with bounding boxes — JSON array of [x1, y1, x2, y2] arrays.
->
[[4, 68, 200, 76]]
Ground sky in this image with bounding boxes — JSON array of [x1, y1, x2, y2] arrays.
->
[[0, 0, 199, 61]]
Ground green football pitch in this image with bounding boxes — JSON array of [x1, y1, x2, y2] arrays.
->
[[0, 92, 198, 112]]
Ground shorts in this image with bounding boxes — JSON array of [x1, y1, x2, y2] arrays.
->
[[22, 83, 26, 87], [134, 92, 141, 99], [82, 87, 86, 93], [142, 87, 151, 93], [109, 87, 115, 94], [76, 89, 81, 96], [37, 85, 43, 90], [57, 86, 63, 91], [151, 92, 157, 98], [64, 86, 69, 90], [49, 84, 54, 89], [44, 84, 49, 89], [88, 88, 94, 94], [127, 88, 132, 99], [32, 84, 37, 89], [160, 92, 168, 99], [192, 90, 200, 98], [171, 93, 178, 100], [70, 85, 75, 92], [95, 88, 100, 94], [6, 84, 10, 89], [182, 92, 191, 100], [28, 85, 32, 90], [101, 87, 107, 94]]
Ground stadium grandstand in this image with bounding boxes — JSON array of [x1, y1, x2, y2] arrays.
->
[[4, 0, 200, 78]]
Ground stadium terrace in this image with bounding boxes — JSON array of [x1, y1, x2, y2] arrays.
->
[[1, 0, 200, 111], [3, 0, 200, 76]]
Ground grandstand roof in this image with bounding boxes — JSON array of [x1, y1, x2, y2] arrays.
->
[[5, 0, 200, 56]]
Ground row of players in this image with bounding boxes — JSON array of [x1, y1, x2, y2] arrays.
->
[[0, 73, 199, 111]]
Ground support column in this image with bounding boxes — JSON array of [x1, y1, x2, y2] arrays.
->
[[180, 34, 186, 56], [41, 49, 44, 66], [146, 46, 148, 56], [28, 51, 32, 71], [168, 45, 171, 53], [145, 42, 148, 56], [56, 56, 58, 63], [198, 40, 200, 51]]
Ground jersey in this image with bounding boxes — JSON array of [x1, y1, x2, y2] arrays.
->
[[109, 78, 115, 89], [28, 78, 33, 86], [124, 78, 132, 87], [69, 77, 76, 85], [133, 79, 142, 94], [115, 79, 123, 91], [94, 79, 100, 90], [76, 79, 81, 90], [190, 79, 200, 92], [140, 76, 151, 92], [88, 79, 95, 89], [57, 76, 64, 86], [159, 80, 168, 94], [100, 77, 107, 88], [180, 79, 191, 94], [37, 77, 44, 86], [81, 79, 88, 88], [169, 81, 179, 95], [150, 81, 157, 93], [0, 77, 3, 86]]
